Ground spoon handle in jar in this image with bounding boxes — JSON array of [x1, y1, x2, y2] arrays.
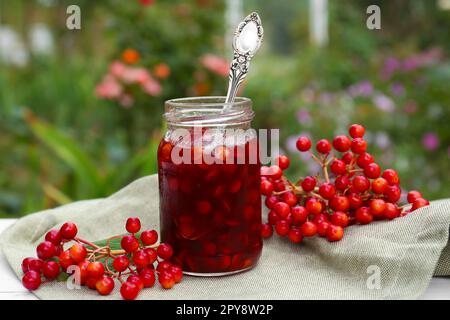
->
[[225, 12, 264, 105]]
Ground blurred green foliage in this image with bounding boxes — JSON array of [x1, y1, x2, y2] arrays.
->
[[0, 0, 449, 217]]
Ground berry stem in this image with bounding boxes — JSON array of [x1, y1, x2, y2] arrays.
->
[[322, 165, 330, 183], [75, 237, 100, 250]]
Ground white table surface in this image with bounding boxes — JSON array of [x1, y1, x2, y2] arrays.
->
[[0, 219, 449, 300]]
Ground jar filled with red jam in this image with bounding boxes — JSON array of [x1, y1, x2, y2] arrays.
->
[[158, 96, 262, 276]]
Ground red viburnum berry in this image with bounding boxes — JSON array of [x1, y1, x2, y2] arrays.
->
[[316, 139, 332, 154], [282, 191, 298, 207], [305, 197, 323, 215], [330, 159, 347, 175], [42, 261, 60, 279], [355, 207, 373, 224], [326, 225, 344, 242], [126, 217, 141, 234], [296, 136, 312, 152], [318, 183, 336, 200], [329, 195, 350, 212], [335, 175, 350, 191], [140, 229, 158, 246], [159, 270, 175, 289], [372, 177, 388, 194], [58, 251, 73, 271], [291, 206, 308, 224], [36, 241, 56, 260], [364, 163, 381, 179], [22, 271, 41, 291], [120, 282, 140, 300], [351, 138, 367, 154], [412, 198, 429, 210], [112, 255, 130, 272], [121, 235, 140, 253], [139, 268, 156, 288], [170, 265, 183, 283], [301, 176, 316, 192], [384, 203, 400, 220], [352, 175, 370, 193], [356, 152, 374, 168], [127, 275, 144, 290], [144, 248, 158, 264], [382, 169, 400, 185], [317, 221, 330, 237], [370, 199, 386, 218], [132, 250, 150, 269], [261, 223, 273, 238], [384, 184, 401, 203], [407, 190, 423, 204], [341, 152, 354, 164], [331, 211, 349, 228], [348, 193, 363, 209], [69, 243, 87, 263], [349, 124, 365, 138], [300, 221, 317, 237], [45, 229, 62, 245], [60, 222, 78, 240], [275, 220, 290, 237], [273, 201, 290, 219], [87, 261, 105, 279], [96, 276, 115, 296], [157, 243, 174, 260], [276, 155, 290, 170], [332, 135, 351, 152], [288, 228, 303, 244], [260, 165, 283, 180], [260, 180, 274, 196]]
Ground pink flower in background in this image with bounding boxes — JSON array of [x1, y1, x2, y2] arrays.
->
[[109, 60, 127, 78], [201, 54, 229, 77], [402, 47, 443, 72], [374, 132, 391, 149], [96, 59, 163, 104], [141, 77, 162, 96], [318, 92, 334, 104], [120, 67, 151, 84], [119, 94, 134, 108], [404, 101, 418, 114], [380, 57, 401, 80], [95, 75, 123, 99], [296, 109, 311, 124], [422, 132, 440, 151], [348, 80, 373, 97], [390, 82, 405, 96], [373, 93, 395, 112]]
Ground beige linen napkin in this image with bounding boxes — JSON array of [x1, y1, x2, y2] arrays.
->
[[1, 174, 450, 300]]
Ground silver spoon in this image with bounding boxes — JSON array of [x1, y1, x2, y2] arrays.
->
[[225, 12, 264, 105]]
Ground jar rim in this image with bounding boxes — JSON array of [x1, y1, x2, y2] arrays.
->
[[165, 96, 251, 108], [164, 96, 254, 127]]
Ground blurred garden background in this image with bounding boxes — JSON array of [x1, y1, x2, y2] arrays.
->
[[0, 0, 449, 217]]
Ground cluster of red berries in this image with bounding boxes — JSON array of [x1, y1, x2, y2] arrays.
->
[[21, 217, 182, 300], [260, 124, 429, 243]]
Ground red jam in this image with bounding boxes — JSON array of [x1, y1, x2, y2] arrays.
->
[[158, 131, 262, 275]]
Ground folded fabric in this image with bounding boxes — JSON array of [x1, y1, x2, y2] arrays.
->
[[1, 174, 449, 300]]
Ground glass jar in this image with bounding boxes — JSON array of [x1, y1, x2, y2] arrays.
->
[[158, 96, 262, 276]]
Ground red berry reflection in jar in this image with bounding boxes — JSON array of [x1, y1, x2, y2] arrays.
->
[[158, 129, 262, 274]]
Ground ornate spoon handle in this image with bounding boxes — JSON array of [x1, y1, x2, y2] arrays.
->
[[225, 12, 264, 104]]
